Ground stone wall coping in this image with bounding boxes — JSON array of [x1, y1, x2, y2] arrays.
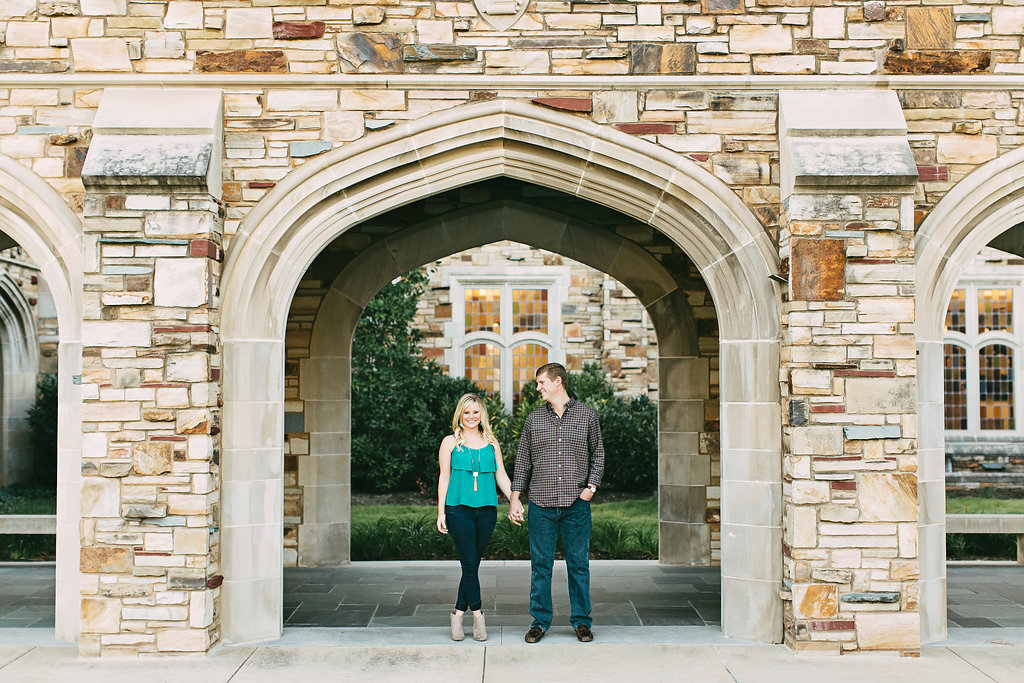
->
[[7, 73, 1024, 90]]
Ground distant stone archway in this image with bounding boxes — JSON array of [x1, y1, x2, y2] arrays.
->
[[916, 146, 1024, 644], [220, 100, 782, 645], [0, 154, 83, 643], [0, 272, 40, 486]]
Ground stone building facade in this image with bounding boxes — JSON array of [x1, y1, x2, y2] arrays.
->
[[2, 0, 1024, 659]]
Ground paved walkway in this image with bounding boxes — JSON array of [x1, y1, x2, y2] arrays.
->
[[1, 562, 1023, 681]]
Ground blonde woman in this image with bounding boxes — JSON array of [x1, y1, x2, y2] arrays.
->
[[437, 393, 516, 642]]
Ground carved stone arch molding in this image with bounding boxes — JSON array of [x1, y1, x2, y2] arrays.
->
[[220, 100, 782, 645], [0, 153, 84, 643], [916, 145, 1024, 644]]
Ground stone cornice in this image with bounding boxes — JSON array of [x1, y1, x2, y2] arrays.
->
[[4, 73, 1024, 90]]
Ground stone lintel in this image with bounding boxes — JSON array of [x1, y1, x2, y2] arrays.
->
[[82, 135, 214, 192], [785, 137, 919, 189]]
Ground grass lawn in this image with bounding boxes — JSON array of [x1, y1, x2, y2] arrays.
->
[[946, 497, 1024, 515], [352, 495, 657, 526]]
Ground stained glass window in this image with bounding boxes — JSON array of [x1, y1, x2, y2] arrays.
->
[[945, 289, 966, 333], [465, 344, 500, 396], [513, 289, 548, 334], [943, 344, 967, 430], [465, 289, 500, 334], [978, 289, 1013, 334], [979, 344, 1015, 430], [512, 343, 548, 405]]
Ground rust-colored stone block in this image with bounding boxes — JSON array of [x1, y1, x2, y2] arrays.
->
[[196, 50, 288, 73], [65, 146, 88, 178], [81, 546, 133, 573], [615, 123, 674, 135], [272, 21, 326, 40], [532, 97, 593, 112], [791, 238, 845, 301], [884, 50, 990, 75]]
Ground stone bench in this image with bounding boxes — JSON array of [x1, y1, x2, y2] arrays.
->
[[946, 514, 1024, 564], [0, 515, 57, 535]]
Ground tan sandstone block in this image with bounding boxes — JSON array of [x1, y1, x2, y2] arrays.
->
[[845, 377, 916, 414], [936, 134, 997, 164], [164, 1, 204, 29], [793, 583, 838, 619], [133, 442, 173, 476], [81, 598, 120, 634], [860, 473, 917, 522], [174, 527, 208, 555], [855, 612, 920, 650], [792, 480, 830, 504], [5, 22, 51, 48], [71, 38, 132, 71], [225, 8, 272, 38], [338, 89, 404, 110], [81, 546, 133, 573], [157, 628, 210, 652], [730, 25, 792, 54], [81, 477, 121, 517]]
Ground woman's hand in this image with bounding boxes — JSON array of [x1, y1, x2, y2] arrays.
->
[[437, 513, 448, 534]]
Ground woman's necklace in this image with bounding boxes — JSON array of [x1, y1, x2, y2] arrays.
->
[[471, 447, 480, 492]]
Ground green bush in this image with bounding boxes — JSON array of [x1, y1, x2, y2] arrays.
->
[[26, 374, 58, 485], [946, 533, 1016, 560]]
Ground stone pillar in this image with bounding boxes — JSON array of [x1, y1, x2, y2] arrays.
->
[[778, 91, 921, 654], [78, 89, 223, 656], [658, 355, 710, 564]]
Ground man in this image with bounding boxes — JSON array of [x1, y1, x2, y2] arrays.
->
[[508, 362, 605, 643]]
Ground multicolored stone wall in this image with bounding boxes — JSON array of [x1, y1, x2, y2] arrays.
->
[[5, 1, 1024, 76]]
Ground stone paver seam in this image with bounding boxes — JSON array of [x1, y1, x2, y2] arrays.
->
[[710, 644, 740, 683], [224, 646, 259, 683], [945, 647, 1001, 683], [481, 644, 488, 683], [0, 646, 33, 673]]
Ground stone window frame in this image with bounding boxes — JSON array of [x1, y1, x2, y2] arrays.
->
[[443, 264, 570, 411], [944, 264, 1024, 438]]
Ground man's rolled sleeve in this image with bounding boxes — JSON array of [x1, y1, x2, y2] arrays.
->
[[511, 416, 532, 492], [586, 411, 605, 488]]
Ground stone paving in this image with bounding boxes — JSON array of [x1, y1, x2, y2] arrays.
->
[[2, 561, 1024, 633]]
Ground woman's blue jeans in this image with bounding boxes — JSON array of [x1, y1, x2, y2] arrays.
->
[[445, 504, 497, 611], [528, 498, 592, 630]]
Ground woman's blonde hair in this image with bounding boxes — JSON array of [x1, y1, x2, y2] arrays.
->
[[452, 393, 498, 448]]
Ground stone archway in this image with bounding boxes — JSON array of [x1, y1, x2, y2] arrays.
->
[[0, 272, 40, 486], [0, 154, 83, 642], [220, 100, 782, 645], [916, 146, 1024, 644], [300, 199, 706, 569]]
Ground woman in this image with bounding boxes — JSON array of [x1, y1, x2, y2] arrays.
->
[[437, 393, 514, 642]]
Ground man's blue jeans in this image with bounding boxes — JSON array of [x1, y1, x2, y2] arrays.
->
[[528, 498, 592, 630]]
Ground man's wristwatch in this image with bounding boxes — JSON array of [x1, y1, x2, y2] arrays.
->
[[586, 485, 597, 493]]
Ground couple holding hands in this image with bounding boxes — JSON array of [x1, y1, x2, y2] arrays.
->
[[436, 362, 604, 643]]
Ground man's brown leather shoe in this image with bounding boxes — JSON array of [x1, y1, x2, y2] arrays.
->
[[524, 626, 546, 643], [574, 624, 594, 642]]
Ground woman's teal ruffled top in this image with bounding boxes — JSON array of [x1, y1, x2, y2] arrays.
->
[[445, 443, 498, 507]]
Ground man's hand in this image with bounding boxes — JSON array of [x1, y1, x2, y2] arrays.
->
[[508, 497, 525, 526], [579, 487, 595, 502]]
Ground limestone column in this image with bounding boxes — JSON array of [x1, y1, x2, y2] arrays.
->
[[778, 91, 921, 654], [77, 89, 224, 655]]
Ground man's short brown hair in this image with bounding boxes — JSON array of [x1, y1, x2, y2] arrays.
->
[[536, 362, 568, 388]]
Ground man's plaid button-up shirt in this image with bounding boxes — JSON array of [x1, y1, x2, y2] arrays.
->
[[511, 398, 605, 508]]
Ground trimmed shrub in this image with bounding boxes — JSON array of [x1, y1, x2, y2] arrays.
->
[[26, 374, 58, 485]]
